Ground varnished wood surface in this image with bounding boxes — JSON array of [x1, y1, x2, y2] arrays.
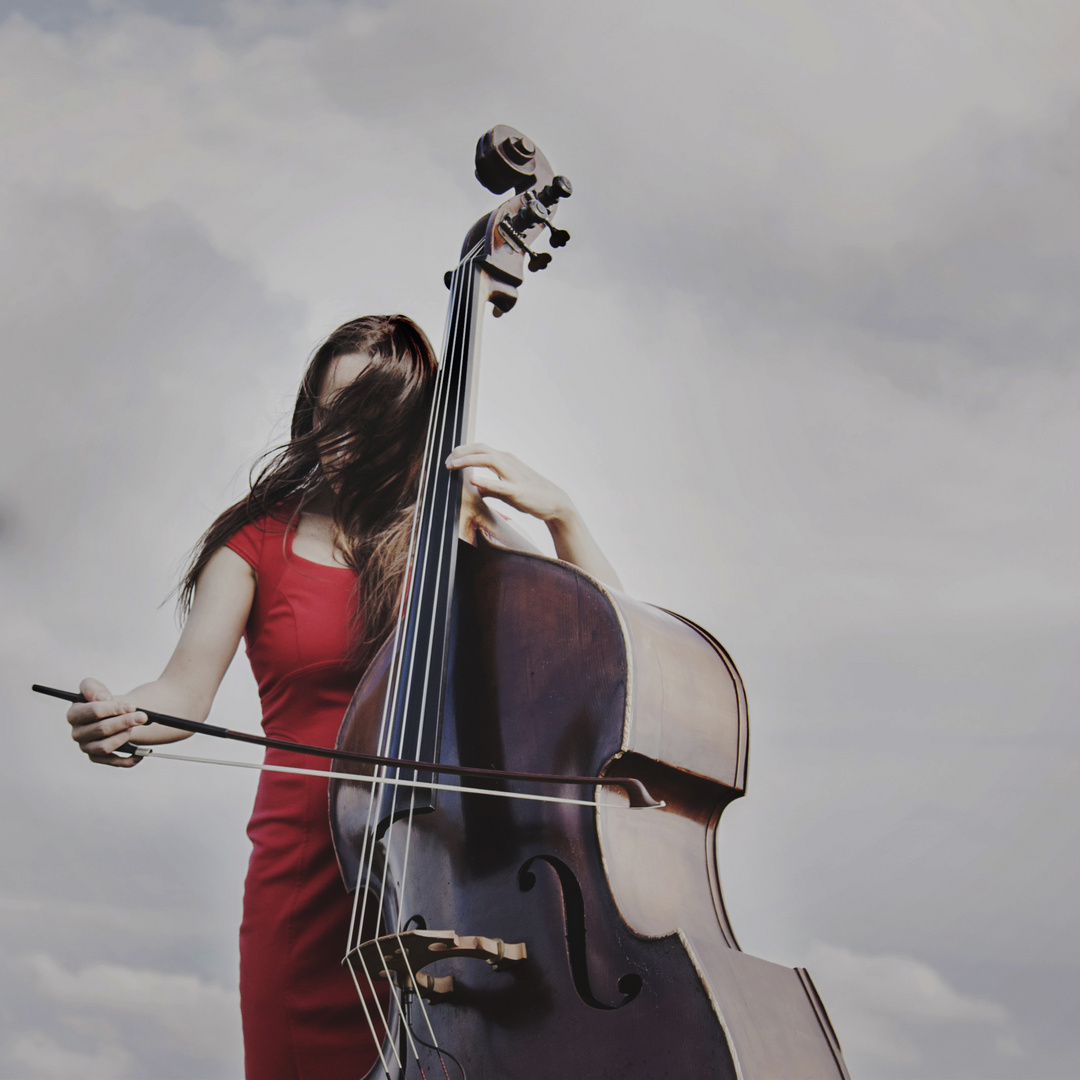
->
[[605, 594, 748, 790], [330, 540, 848, 1079]]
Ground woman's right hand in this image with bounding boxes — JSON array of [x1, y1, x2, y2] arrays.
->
[[67, 677, 147, 768]]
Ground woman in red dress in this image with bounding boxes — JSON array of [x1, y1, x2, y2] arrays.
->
[[64, 315, 621, 1079]]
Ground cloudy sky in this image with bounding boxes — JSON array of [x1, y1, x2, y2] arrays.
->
[[3, 0, 1079, 1076]]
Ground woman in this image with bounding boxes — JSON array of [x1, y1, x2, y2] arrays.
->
[[65, 314, 620, 1079]]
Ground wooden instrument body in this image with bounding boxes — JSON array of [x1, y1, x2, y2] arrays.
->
[[331, 537, 848, 1079]]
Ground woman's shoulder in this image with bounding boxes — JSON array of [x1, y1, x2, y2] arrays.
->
[[224, 502, 297, 571]]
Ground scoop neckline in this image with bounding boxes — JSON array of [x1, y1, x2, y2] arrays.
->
[[285, 518, 354, 572]]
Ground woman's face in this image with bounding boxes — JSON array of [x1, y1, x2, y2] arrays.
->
[[315, 351, 373, 481]]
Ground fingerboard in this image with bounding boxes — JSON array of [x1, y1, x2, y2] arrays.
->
[[376, 255, 483, 829]]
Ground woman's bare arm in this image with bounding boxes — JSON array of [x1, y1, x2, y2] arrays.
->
[[67, 546, 256, 767], [448, 443, 623, 591]]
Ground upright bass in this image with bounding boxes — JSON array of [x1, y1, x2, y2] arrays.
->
[[330, 127, 851, 1080]]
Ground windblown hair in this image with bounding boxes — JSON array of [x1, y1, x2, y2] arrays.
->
[[179, 314, 438, 665]]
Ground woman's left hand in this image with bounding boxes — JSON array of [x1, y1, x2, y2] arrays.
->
[[446, 442, 623, 590], [446, 443, 572, 523]]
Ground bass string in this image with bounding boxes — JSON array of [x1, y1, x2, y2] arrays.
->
[[345, 246, 482, 1073], [377, 253, 481, 1061], [388, 248, 483, 1065], [342, 269, 460, 1071], [342, 287, 461, 1072], [345, 307, 458, 1073], [350, 244, 471, 938], [345, 959, 399, 1076], [360, 251, 476, 1072], [344, 245, 466, 953], [371, 251, 480, 1065]]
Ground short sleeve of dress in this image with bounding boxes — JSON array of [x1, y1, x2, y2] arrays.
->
[[225, 519, 266, 572]]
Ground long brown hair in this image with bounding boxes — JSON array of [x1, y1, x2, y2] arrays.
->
[[179, 314, 438, 663]]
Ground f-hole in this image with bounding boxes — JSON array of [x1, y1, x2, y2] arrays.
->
[[518, 854, 643, 1010]]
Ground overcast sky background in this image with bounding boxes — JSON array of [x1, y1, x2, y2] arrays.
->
[[3, 1, 1079, 1077]]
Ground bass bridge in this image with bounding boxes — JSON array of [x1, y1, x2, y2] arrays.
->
[[346, 929, 527, 1003]]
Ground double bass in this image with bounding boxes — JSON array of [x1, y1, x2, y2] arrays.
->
[[330, 127, 851, 1080]]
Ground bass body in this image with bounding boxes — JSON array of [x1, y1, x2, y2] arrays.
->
[[331, 536, 849, 1079]]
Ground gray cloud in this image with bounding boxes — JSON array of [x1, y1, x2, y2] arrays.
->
[[3, 2, 1079, 1077], [0, 182, 296, 1077], [803, 942, 1012, 1076]]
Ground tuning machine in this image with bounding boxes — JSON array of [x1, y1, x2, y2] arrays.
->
[[511, 190, 572, 250], [507, 192, 549, 233], [498, 215, 551, 273], [497, 225, 552, 272], [536, 175, 572, 247], [499, 191, 571, 272], [537, 174, 573, 206]]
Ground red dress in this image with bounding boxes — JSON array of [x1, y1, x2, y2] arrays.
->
[[227, 512, 384, 1080]]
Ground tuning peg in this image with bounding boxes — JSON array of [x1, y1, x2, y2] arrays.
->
[[496, 213, 554, 272], [509, 194, 550, 233], [544, 223, 570, 248], [538, 175, 573, 207]]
